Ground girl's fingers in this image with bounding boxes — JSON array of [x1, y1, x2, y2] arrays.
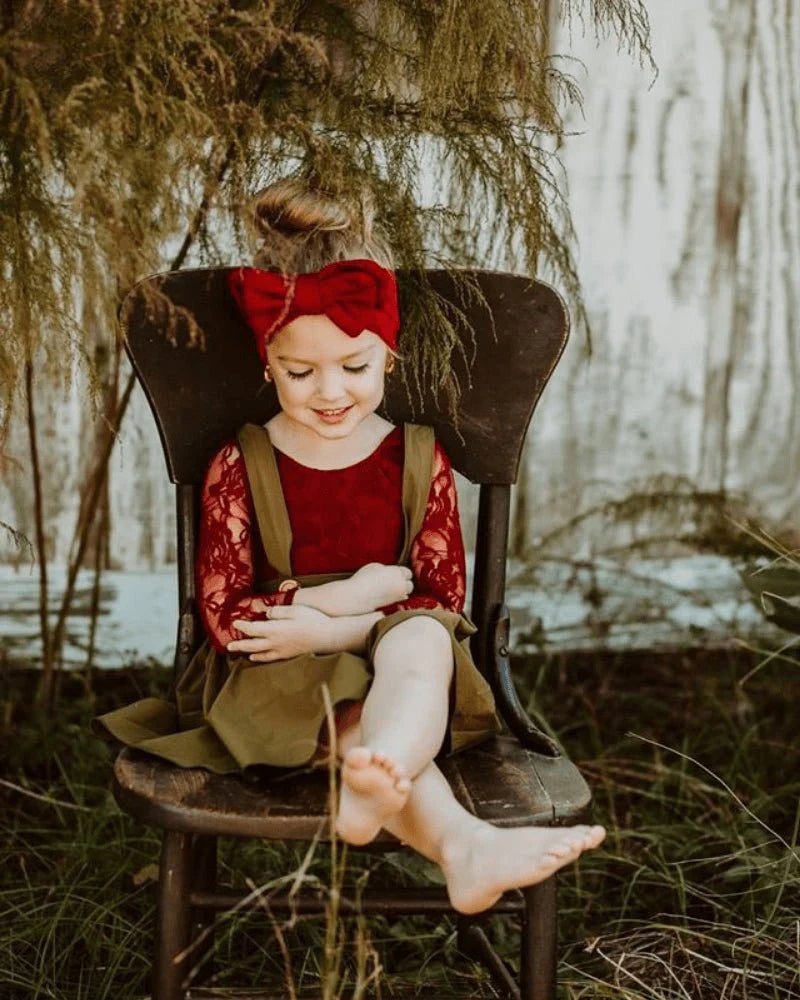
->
[[266, 606, 297, 619], [250, 651, 280, 662], [232, 619, 270, 636], [232, 607, 297, 637], [228, 638, 273, 653]]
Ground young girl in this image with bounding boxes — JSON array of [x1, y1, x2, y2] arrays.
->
[[97, 179, 605, 915]]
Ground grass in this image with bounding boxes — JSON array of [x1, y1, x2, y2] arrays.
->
[[1, 644, 798, 999]]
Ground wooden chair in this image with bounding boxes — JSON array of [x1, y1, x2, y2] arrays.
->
[[111, 266, 591, 1000]]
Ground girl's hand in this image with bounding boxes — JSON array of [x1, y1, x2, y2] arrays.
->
[[228, 606, 334, 662], [293, 564, 415, 616], [344, 562, 414, 612]]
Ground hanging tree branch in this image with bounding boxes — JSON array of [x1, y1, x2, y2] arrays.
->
[[23, 358, 51, 687], [0, 0, 652, 698], [39, 56, 282, 701]]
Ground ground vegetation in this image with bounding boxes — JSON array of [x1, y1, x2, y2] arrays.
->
[[1, 642, 797, 998]]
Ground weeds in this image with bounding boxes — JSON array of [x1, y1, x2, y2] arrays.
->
[[1, 645, 798, 998]]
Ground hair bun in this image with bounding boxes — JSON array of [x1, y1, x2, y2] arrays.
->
[[252, 179, 351, 239], [248, 177, 392, 272]]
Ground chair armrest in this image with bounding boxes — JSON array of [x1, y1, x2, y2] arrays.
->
[[174, 599, 201, 678], [487, 603, 561, 757]]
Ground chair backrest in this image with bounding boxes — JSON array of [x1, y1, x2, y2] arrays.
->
[[121, 267, 569, 675]]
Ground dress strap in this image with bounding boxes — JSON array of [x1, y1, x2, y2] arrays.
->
[[400, 423, 436, 564], [236, 423, 294, 578]]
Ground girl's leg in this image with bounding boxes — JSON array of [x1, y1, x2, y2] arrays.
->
[[380, 760, 606, 915], [359, 615, 453, 775], [336, 615, 453, 844]]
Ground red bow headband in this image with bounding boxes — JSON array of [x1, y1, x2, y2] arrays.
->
[[227, 258, 400, 362]]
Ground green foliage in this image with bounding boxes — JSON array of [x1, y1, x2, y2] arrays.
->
[[758, 590, 800, 635], [2, 647, 799, 999], [0, 0, 652, 416], [738, 526, 800, 637]]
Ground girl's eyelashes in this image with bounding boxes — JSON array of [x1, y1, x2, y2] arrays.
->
[[284, 363, 370, 380]]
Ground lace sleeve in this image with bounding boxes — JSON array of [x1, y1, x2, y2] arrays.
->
[[380, 441, 467, 616], [196, 441, 294, 653]]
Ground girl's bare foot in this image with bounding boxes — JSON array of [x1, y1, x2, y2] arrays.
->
[[440, 822, 606, 914], [336, 746, 411, 845]]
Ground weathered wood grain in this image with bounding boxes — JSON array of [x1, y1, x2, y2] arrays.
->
[[113, 735, 590, 839]]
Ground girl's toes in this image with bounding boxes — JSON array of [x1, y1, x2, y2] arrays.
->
[[344, 747, 372, 770], [390, 759, 407, 778], [576, 825, 603, 849], [545, 835, 581, 862], [374, 753, 406, 784]]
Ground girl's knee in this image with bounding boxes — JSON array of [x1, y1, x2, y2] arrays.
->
[[387, 614, 451, 647], [373, 615, 453, 682]]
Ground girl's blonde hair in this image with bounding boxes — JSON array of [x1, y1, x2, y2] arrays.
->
[[249, 178, 395, 274]]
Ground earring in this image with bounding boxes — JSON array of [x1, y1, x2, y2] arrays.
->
[[385, 357, 395, 374], [264, 363, 273, 383]]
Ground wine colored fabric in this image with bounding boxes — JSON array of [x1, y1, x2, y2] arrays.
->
[[197, 426, 468, 652], [227, 259, 400, 360]]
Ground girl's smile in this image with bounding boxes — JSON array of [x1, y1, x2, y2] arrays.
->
[[313, 404, 354, 422]]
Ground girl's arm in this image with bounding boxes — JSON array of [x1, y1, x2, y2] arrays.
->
[[293, 563, 413, 617], [228, 606, 384, 661], [293, 563, 413, 615], [197, 441, 298, 652], [380, 441, 467, 616]]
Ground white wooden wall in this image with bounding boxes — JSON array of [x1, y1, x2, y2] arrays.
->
[[509, 0, 800, 556]]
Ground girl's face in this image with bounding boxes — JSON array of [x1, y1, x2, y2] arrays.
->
[[266, 314, 389, 441]]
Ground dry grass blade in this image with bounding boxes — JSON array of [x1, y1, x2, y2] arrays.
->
[[628, 733, 800, 862], [0, 776, 91, 812]]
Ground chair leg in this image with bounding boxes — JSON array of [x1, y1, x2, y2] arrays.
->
[[458, 917, 521, 999], [188, 835, 217, 986], [520, 876, 557, 1000], [153, 830, 193, 1000]]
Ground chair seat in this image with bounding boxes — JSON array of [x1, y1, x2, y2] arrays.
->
[[112, 735, 590, 839]]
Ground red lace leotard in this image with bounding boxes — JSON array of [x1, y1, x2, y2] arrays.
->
[[196, 425, 468, 655]]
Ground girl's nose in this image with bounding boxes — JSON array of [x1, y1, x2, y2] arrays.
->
[[316, 368, 347, 402]]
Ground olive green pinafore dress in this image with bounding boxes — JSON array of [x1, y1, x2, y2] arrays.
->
[[94, 423, 501, 774]]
